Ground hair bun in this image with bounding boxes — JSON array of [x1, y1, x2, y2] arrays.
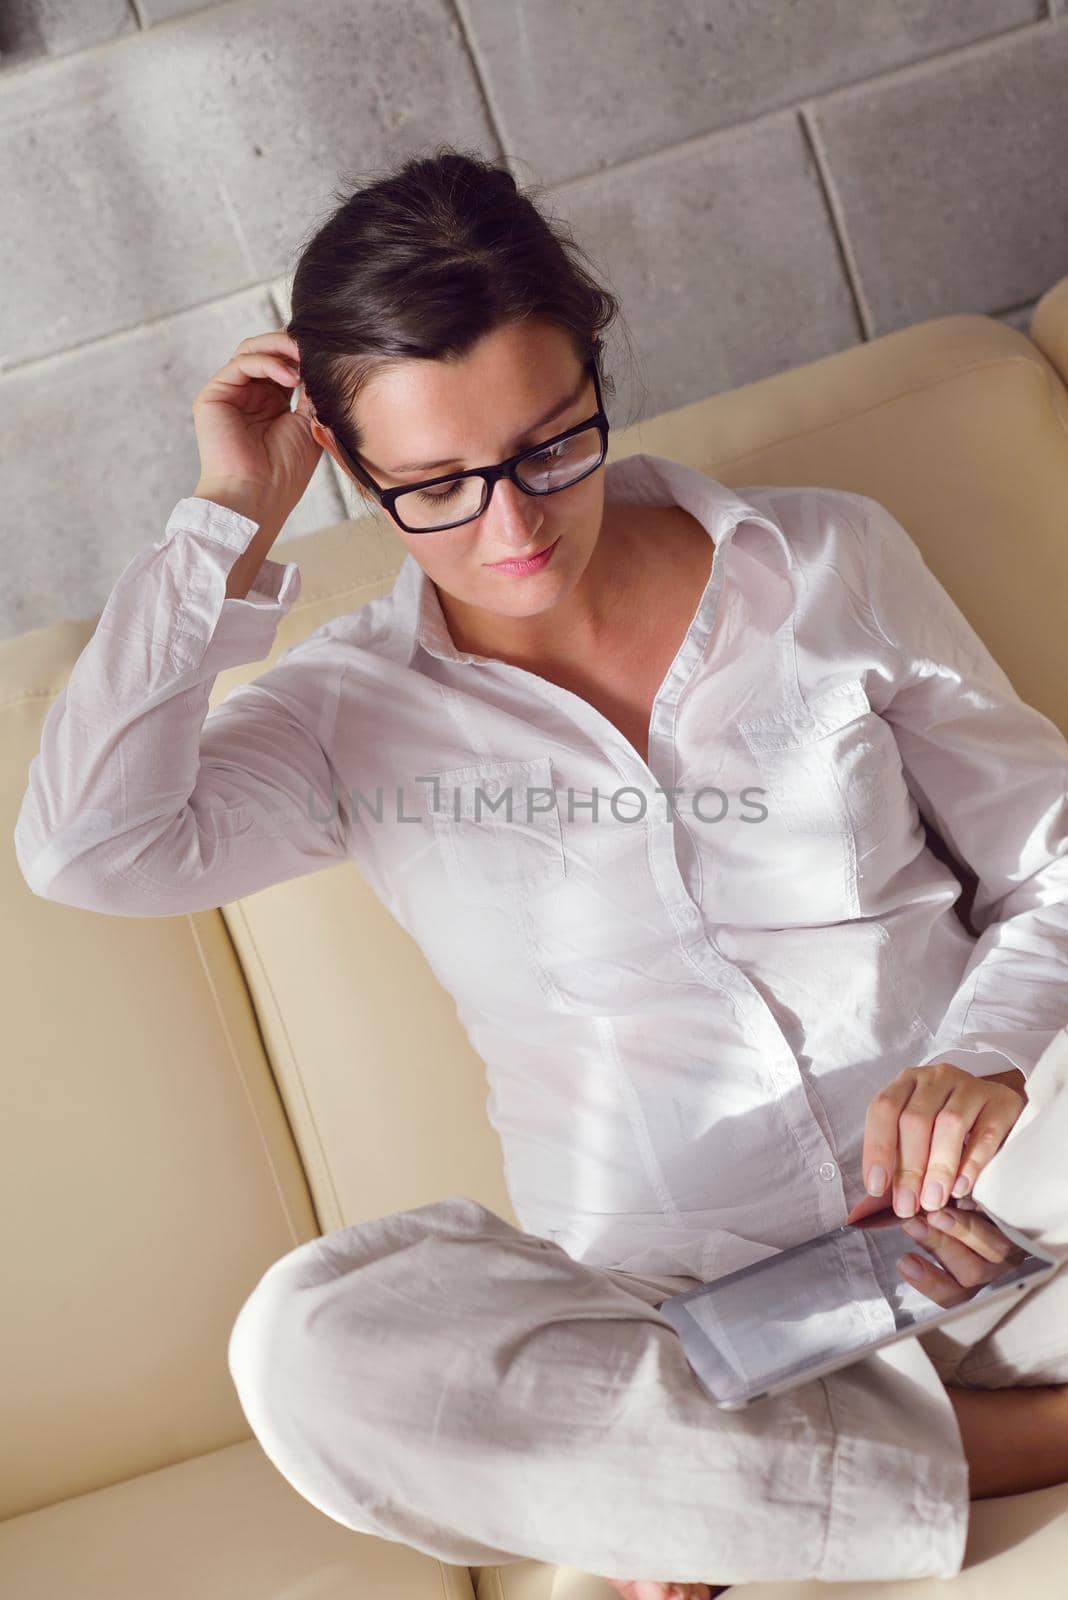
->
[[288, 143, 619, 457]]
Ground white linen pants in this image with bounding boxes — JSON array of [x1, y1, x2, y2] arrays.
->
[[227, 1028, 1068, 1588]]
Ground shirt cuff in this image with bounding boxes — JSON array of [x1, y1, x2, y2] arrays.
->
[[164, 496, 301, 608], [915, 1046, 1027, 1079]]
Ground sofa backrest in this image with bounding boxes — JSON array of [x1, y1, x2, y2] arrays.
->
[[3, 280, 1067, 1517]]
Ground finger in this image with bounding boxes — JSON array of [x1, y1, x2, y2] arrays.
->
[[893, 1074, 951, 1218], [900, 1215, 1005, 1289], [208, 352, 302, 393], [862, 1072, 919, 1198], [918, 1082, 982, 1212], [922, 1205, 1027, 1268], [231, 331, 302, 360], [953, 1095, 1023, 1200]]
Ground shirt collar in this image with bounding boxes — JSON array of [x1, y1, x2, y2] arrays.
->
[[388, 451, 792, 668]]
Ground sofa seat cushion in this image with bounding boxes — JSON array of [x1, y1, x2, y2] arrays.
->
[[0, 1438, 474, 1600], [473, 1480, 1068, 1597]]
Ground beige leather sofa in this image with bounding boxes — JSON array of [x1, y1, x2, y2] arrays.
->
[[4, 278, 1068, 1599]]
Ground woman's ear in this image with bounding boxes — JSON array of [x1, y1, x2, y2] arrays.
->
[[304, 402, 334, 452], [306, 413, 353, 482]]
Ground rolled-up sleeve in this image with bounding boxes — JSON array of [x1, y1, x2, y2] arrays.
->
[[855, 493, 1068, 1085], [14, 497, 351, 917]]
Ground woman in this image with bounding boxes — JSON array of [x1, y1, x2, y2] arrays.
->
[[15, 148, 1068, 1598]]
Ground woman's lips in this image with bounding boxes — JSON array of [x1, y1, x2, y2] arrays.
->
[[485, 536, 560, 575]]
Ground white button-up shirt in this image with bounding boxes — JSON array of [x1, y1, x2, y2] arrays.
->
[[16, 453, 1068, 1291]]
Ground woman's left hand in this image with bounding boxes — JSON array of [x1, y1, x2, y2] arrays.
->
[[845, 1062, 1028, 1226]]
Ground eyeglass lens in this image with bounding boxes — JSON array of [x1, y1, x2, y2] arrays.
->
[[392, 424, 605, 532]]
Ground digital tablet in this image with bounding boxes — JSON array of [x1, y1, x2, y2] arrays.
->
[[656, 1202, 1062, 1410]]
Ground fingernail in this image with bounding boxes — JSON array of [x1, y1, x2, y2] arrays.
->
[[866, 1165, 887, 1196], [901, 1217, 927, 1240], [921, 1179, 944, 1210], [897, 1188, 918, 1218], [952, 1173, 971, 1198], [898, 1255, 923, 1277]]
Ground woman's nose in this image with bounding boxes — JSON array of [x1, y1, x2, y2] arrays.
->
[[484, 476, 543, 543]]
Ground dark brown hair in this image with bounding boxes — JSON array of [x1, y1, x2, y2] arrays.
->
[[285, 144, 634, 504]]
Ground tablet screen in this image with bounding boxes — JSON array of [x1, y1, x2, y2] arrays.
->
[[658, 1212, 1054, 1409]]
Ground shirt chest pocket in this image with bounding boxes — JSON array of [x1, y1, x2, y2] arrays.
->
[[424, 755, 568, 905], [736, 678, 900, 838]]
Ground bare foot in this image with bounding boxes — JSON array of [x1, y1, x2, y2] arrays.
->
[[604, 1580, 728, 1599]]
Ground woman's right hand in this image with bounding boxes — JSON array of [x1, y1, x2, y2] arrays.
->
[[192, 331, 322, 530]]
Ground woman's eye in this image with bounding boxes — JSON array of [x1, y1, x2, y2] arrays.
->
[[417, 482, 464, 505]]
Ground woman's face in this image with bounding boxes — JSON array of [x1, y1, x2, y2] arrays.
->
[[310, 317, 613, 658]]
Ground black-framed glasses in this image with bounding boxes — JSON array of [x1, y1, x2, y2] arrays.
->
[[329, 356, 611, 534]]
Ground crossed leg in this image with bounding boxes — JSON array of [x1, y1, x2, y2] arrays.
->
[[225, 1038, 1068, 1593], [227, 1195, 971, 1590]]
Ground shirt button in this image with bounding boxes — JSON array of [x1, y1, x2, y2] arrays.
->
[[819, 1162, 837, 1181]]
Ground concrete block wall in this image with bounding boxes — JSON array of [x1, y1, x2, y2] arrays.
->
[[1, 0, 1065, 640]]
